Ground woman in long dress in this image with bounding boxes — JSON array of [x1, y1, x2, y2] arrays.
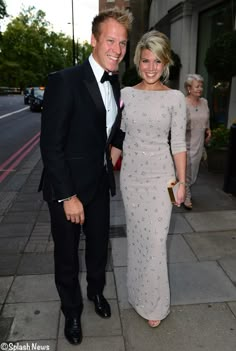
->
[[184, 74, 211, 209], [112, 31, 186, 327]]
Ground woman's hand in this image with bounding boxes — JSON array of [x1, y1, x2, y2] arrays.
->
[[175, 183, 186, 207], [205, 128, 211, 145], [111, 146, 122, 167]]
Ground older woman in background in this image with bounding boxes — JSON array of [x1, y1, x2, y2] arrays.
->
[[184, 74, 211, 209]]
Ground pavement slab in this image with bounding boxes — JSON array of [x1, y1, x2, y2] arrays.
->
[[2, 211, 38, 224], [24, 239, 50, 253], [218, 257, 236, 284], [113, 267, 130, 310], [191, 183, 236, 211], [0, 223, 33, 238], [9, 199, 43, 212], [17, 253, 54, 275], [228, 302, 236, 317], [0, 317, 13, 343], [167, 234, 197, 263], [184, 210, 236, 232], [184, 230, 236, 260], [57, 336, 125, 351], [110, 238, 127, 267], [169, 213, 194, 234], [0, 254, 22, 276], [2, 301, 60, 341], [31, 223, 51, 238], [169, 261, 236, 305], [0, 192, 17, 215], [121, 303, 236, 351], [6, 274, 58, 303], [0, 237, 28, 253], [37, 211, 51, 223], [0, 277, 14, 304], [2, 174, 34, 192]]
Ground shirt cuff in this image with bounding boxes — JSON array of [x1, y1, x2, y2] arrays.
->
[[58, 194, 77, 202]]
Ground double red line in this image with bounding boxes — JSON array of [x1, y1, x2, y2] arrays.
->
[[0, 132, 40, 183]]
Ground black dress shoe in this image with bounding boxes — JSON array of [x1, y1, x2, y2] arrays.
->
[[64, 316, 82, 345], [88, 294, 111, 318]]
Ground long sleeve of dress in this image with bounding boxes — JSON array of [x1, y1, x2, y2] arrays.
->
[[170, 91, 187, 155]]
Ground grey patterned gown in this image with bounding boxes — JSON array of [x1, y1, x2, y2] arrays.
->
[[120, 87, 186, 321]]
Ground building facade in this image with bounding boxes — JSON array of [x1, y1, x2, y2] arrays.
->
[[149, 0, 236, 127], [99, 0, 130, 11]]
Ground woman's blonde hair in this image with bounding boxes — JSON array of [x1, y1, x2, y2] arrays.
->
[[184, 74, 204, 95], [134, 30, 173, 82]]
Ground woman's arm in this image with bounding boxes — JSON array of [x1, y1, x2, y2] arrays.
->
[[111, 146, 122, 167], [173, 151, 187, 206]]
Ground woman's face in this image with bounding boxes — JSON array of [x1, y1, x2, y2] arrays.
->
[[189, 80, 203, 98], [139, 49, 165, 85]]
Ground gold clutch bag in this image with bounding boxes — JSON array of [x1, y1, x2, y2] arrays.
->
[[167, 180, 179, 204]]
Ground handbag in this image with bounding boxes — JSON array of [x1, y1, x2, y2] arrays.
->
[[167, 180, 179, 204]]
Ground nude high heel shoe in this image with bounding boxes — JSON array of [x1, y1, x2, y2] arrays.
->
[[148, 320, 161, 328]]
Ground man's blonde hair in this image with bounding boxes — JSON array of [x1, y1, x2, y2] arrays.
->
[[92, 7, 133, 39]]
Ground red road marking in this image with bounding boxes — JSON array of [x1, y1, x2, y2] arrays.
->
[[0, 132, 40, 183]]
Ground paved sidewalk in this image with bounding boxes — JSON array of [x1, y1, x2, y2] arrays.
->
[[0, 147, 236, 351]]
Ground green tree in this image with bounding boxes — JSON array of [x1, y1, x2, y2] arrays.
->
[[0, 0, 7, 20], [205, 31, 236, 80], [0, 6, 92, 89]]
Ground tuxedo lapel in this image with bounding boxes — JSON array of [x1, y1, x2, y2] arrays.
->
[[106, 80, 121, 145], [82, 61, 107, 142], [83, 61, 106, 116]]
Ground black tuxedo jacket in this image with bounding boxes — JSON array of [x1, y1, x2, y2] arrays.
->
[[39, 59, 124, 205]]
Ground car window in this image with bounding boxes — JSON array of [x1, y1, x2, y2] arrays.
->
[[34, 89, 45, 98]]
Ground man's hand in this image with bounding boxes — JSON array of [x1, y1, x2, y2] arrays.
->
[[63, 196, 85, 224]]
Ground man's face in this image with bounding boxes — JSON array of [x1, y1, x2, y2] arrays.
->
[[91, 18, 128, 72]]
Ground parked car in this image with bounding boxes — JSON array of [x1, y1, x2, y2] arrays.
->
[[29, 87, 45, 112], [24, 87, 32, 104]]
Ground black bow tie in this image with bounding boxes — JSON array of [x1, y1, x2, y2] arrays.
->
[[100, 71, 118, 84]]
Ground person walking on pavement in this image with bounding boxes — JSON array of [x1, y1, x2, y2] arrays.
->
[[184, 74, 211, 210], [39, 7, 133, 345]]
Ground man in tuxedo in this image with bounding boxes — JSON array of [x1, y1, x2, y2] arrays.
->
[[39, 8, 133, 345]]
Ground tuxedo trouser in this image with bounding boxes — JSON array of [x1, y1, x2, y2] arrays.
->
[[48, 170, 110, 318]]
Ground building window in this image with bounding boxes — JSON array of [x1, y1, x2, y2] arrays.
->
[[107, 0, 115, 2], [197, 0, 236, 126]]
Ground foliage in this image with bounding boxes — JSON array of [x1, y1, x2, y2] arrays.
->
[[207, 125, 230, 150], [0, 0, 7, 20], [0, 6, 92, 89], [122, 49, 182, 87], [205, 31, 236, 80], [169, 50, 182, 80]]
